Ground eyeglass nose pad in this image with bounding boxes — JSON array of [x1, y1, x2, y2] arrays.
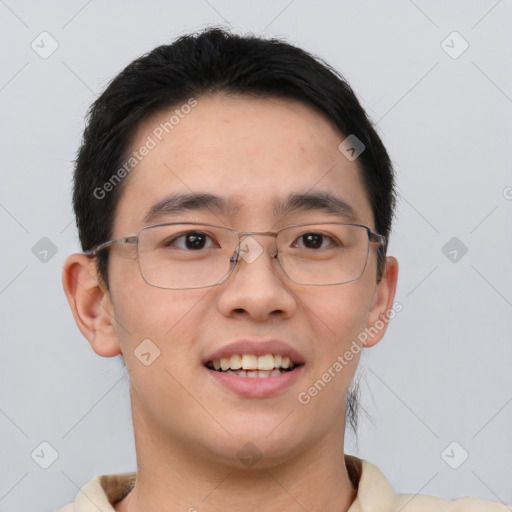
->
[[229, 246, 240, 264]]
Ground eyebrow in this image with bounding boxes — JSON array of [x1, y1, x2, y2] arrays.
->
[[142, 191, 358, 224], [142, 193, 239, 224], [274, 191, 357, 221]]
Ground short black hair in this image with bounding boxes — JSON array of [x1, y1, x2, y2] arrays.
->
[[73, 27, 395, 290]]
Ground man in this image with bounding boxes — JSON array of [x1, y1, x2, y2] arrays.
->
[[60, 28, 507, 511]]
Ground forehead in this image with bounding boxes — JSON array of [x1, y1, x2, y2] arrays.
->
[[113, 93, 373, 233]]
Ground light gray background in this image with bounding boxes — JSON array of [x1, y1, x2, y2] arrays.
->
[[1, 1, 511, 510]]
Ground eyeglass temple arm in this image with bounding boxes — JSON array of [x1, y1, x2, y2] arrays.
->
[[368, 230, 387, 246], [84, 236, 138, 256]]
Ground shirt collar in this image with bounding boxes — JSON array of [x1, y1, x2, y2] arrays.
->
[[71, 455, 395, 512]]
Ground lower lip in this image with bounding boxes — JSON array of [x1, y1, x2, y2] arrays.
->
[[204, 365, 304, 398]]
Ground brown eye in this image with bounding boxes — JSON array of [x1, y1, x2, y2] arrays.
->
[[294, 232, 336, 250], [163, 232, 215, 250]]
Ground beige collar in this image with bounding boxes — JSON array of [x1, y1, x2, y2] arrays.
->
[[71, 455, 394, 512]]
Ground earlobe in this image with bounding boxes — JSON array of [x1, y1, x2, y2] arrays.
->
[[62, 254, 122, 357], [363, 256, 399, 348]]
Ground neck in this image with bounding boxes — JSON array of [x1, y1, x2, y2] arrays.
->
[[116, 402, 357, 512]]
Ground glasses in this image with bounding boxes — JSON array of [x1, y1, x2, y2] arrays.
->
[[86, 222, 386, 289]]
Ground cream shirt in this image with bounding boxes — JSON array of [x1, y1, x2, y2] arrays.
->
[[57, 455, 509, 511]]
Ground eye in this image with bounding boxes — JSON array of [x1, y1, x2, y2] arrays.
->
[[163, 231, 217, 250], [293, 232, 338, 250]]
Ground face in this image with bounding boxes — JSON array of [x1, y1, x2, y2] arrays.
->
[[89, 93, 396, 468]]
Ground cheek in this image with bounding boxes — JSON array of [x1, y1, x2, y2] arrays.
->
[[111, 285, 207, 425], [110, 256, 196, 337], [304, 283, 372, 350], [109, 263, 207, 371], [294, 286, 371, 423]]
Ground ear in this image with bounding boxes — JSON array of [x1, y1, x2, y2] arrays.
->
[[62, 253, 122, 357], [363, 256, 399, 348]]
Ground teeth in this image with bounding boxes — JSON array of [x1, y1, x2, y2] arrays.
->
[[257, 354, 275, 370], [214, 368, 289, 378], [207, 353, 300, 375], [230, 354, 242, 370], [241, 354, 258, 370]]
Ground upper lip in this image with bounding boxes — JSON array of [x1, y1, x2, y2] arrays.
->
[[202, 339, 305, 366]]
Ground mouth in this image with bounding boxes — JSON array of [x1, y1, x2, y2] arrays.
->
[[202, 340, 305, 397], [204, 353, 304, 378]]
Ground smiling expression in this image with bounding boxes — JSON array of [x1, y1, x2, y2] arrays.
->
[[98, 92, 392, 467]]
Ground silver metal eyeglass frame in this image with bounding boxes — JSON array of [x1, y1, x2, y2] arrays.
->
[[84, 221, 387, 289]]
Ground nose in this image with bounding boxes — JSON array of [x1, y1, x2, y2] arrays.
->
[[216, 234, 297, 322]]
